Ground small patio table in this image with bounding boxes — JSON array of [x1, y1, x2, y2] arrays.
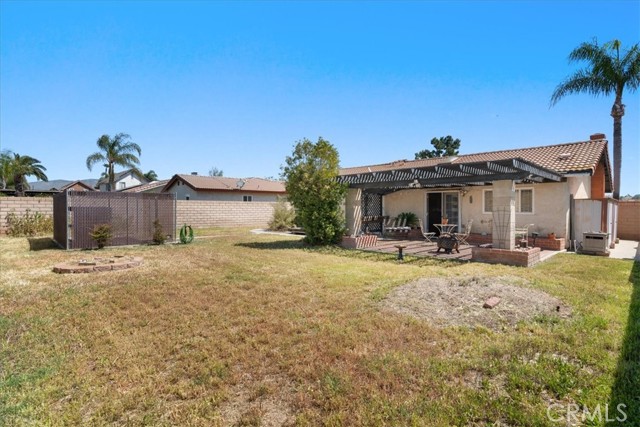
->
[[434, 223, 457, 236]]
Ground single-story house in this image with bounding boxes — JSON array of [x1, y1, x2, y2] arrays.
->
[[162, 173, 286, 201], [339, 133, 617, 251], [96, 169, 148, 192]]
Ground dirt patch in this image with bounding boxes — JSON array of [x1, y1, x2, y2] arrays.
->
[[218, 374, 295, 426], [381, 276, 571, 330]]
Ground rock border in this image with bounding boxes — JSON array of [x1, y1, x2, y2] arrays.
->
[[53, 256, 143, 274]]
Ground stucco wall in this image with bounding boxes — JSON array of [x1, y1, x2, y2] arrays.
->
[[566, 175, 591, 200], [0, 197, 54, 234], [165, 182, 281, 202], [99, 173, 145, 191], [381, 181, 571, 239]]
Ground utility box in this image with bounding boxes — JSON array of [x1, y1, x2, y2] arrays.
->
[[581, 231, 609, 255]]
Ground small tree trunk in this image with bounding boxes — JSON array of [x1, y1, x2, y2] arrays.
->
[[14, 174, 24, 197], [610, 98, 624, 200]]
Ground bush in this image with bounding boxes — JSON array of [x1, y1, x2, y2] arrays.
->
[[152, 219, 166, 245], [5, 209, 53, 237], [90, 224, 112, 249], [268, 198, 296, 231], [398, 212, 419, 228]]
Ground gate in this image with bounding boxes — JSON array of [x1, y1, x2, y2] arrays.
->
[[361, 192, 383, 233]]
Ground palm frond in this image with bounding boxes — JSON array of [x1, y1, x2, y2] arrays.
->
[[86, 152, 106, 170]]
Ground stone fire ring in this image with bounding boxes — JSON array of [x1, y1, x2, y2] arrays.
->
[[53, 256, 143, 274]]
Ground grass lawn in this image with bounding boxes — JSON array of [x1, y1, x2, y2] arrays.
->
[[1, 230, 637, 426]]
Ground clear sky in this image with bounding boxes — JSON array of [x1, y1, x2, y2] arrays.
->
[[1, 1, 639, 194]]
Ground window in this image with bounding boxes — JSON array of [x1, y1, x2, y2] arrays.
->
[[243, 195, 253, 202], [483, 188, 534, 213], [483, 190, 493, 214], [118, 182, 126, 190]]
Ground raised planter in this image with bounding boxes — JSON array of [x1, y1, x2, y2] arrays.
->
[[341, 234, 378, 249], [471, 246, 541, 267]]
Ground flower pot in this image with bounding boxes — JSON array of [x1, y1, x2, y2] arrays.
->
[[442, 218, 449, 225], [548, 233, 556, 240]]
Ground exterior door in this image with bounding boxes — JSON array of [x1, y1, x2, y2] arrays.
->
[[426, 192, 459, 235]]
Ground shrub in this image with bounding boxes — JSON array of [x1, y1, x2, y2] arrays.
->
[[152, 219, 166, 245], [5, 209, 53, 237], [398, 212, 419, 228], [268, 198, 296, 231], [90, 224, 112, 249]]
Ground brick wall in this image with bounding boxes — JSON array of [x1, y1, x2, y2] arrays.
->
[[618, 200, 640, 241], [0, 197, 54, 234], [176, 200, 277, 229], [472, 246, 541, 267]]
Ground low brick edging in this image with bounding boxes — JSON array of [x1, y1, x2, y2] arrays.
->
[[472, 247, 541, 267], [52, 256, 143, 273], [466, 233, 565, 250]]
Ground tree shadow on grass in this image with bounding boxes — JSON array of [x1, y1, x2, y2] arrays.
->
[[236, 240, 307, 250], [27, 237, 61, 251], [608, 260, 639, 425]]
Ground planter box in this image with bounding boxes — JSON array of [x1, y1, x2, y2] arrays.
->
[[341, 234, 378, 249], [472, 246, 541, 267]]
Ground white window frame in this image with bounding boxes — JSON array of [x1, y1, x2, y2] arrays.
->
[[243, 195, 253, 202], [483, 187, 534, 214]]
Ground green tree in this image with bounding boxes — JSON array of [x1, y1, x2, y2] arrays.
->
[[415, 135, 461, 159], [0, 150, 12, 190], [144, 170, 158, 181], [551, 39, 640, 199], [282, 137, 347, 245], [209, 167, 223, 177], [8, 153, 48, 197], [86, 133, 142, 191]]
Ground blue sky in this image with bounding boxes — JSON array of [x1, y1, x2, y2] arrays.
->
[[1, 1, 639, 194]]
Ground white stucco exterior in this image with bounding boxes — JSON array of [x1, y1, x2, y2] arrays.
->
[[98, 171, 146, 192]]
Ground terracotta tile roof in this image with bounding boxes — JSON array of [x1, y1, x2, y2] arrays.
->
[[122, 180, 169, 193], [340, 137, 610, 178], [166, 175, 286, 193]]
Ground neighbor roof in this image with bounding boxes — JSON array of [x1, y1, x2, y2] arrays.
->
[[122, 180, 169, 193], [163, 175, 286, 193], [340, 136, 612, 191], [96, 169, 146, 186]]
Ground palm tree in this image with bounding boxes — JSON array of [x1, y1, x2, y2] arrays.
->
[[86, 133, 142, 191], [551, 39, 640, 199], [0, 150, 12, 190], [144, 170, 158, 181], [9, 153, 48, 197]]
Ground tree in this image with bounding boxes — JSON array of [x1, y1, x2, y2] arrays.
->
[[551, 39, 640, 199], [86, 133, 142, 191], [8, 153, 48, 197], [0, 150, 12, 190], [282, 137, 347, 245], [209, 167, 223, 177], [144, 170, 158, 181], [415, 136, 461, 159]]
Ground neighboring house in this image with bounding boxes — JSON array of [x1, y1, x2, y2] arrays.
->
[[96, 169, 148, 192], [122, 180, 169, 194], [59, 181, 97, 192], [28, 179, 98, 192], [339, 133, 616, 250], [162, 174, 286, 201]]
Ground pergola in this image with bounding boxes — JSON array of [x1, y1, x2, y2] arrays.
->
[[340, 157, 563, 250]]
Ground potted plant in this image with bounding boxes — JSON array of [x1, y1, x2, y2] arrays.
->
[[398, 212, 419, 228], [441, 214, 449, 225], [548, 232, 556, 240]]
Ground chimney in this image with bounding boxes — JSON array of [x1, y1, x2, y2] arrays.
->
[[191, 172, 198, 175], [590, 133, 606, 141]]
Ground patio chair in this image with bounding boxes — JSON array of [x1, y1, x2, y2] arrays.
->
[[453, 219, 473, 246], [383, 217, 397, 234], [515, 223, 534, 245], [418, 219, 436, 244], [388, 217, 407, 232]]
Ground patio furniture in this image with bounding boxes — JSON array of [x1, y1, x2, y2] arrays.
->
[[388, 217, 407, 233], [453, 220, 473, 246], [418, 219, 436, 244], [515, 224, 534, 246], [434, 223, 457, 236], [437, 234, 460, 254], [383, 217, 397, 233]]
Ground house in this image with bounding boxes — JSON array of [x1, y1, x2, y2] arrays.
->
[[96, 169, 148, 192], [122, 180, 169, 194], [161, 174, 286, 201], [339, 133, 616, 250]]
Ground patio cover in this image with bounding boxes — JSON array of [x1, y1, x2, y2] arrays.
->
[[337, 157, 562, 191]]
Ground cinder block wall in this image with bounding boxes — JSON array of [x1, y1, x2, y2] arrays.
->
[[0, 197, 54, 234], [0, 197, 277, 234], [618, 200, 640, 241], [176, 200, 277, 229]]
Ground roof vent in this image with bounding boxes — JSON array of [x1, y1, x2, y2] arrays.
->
[[590, 133, 606, 141], [191, 172, 198, 175], [558, 153, 572, 160]]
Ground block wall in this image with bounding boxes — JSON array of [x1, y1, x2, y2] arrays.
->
[[618, 200, 640, 241], [0, 197, 54, 234], [176, 200, 277, 229]]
